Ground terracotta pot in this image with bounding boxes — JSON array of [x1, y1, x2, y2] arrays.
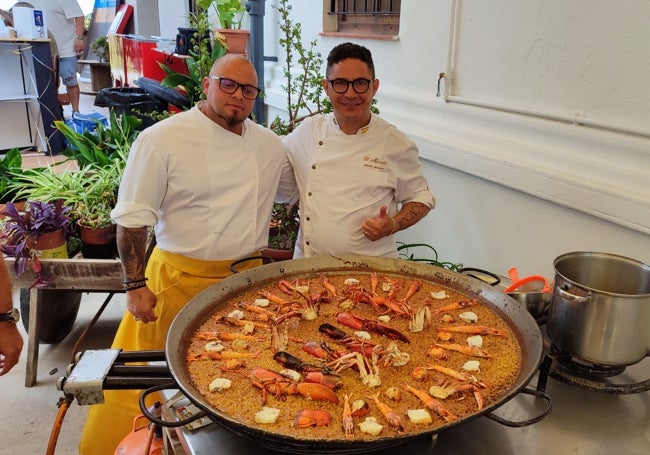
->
[[34, 229, 68, 259], [79, 223, 117, 259], [218, 29, 249, 55]]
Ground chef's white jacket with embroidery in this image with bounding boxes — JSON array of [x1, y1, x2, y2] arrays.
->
[[281, 113, 435, 258]]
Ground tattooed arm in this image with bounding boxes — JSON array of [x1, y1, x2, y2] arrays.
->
[[391, 202, 431, 235], [117, 225, 158, 323]]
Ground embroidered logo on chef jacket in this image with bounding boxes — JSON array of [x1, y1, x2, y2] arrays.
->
[[363, 155, 387, 171]]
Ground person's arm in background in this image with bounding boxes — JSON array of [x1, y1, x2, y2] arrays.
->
[[0, 260, 23, 376], [73, 15, 84, 55]]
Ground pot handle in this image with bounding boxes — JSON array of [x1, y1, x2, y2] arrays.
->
[[458, 267, 501, 286], [139, 383, 209, 428], [484, 387, 552, 427], [556, 285, 591, 303]]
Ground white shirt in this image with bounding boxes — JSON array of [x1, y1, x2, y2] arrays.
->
[[30, 0, 83, 58], [281, 113, 435, 258], [111, 106, 286, 261]]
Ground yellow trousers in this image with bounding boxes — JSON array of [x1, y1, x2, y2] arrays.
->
[[78, 248, 262, 455]]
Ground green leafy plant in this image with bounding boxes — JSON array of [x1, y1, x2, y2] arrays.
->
[[269, 0, 330, 136], [160, 11, 227, 107], [91, 35, 109, 63], [11, 112, 139, 234], [197, 0, 247, 30], [268, 202, 300, 250], [0, 148, 34, 203], [54, 111, 139, 168], [396, 242, 464, 271]]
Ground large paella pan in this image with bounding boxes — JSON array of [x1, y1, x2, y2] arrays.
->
[[161, 256, 548, 453]]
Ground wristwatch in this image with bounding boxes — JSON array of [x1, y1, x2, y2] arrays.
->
[[0, 308, 20, 324]]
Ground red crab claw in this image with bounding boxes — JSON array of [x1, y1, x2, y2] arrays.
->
[[303, 340, 331, 359], [293, 409, 332, 428], [296, 382, 340, 403], [337, 313, 411, 343], [304, 372, 343, 390]]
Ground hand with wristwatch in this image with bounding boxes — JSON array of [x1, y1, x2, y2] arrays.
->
[[0, 260, 23, 376]]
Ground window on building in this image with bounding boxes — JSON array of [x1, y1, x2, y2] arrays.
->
[[328, 0, 401, 36]]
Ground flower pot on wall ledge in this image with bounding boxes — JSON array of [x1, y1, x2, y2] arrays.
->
[[218, 29, 249, 55]]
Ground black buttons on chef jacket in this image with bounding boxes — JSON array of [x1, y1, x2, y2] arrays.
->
[[312, 164, 316, 169], [308, 192, 312, 196], [318, 141, 323, 145], [306, 216, 310, 221]]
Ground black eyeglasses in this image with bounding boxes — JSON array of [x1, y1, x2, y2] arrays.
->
[[208, 76, 261, 100], [327, 78, 373, 94]]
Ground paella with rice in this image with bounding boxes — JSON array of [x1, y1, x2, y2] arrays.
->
[[184, 270, 522, 441]]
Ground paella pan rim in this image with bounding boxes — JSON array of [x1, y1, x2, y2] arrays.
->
[[165, 255, 544, 454]]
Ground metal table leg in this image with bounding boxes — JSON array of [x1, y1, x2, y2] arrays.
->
[[25, 287, 41, 387]]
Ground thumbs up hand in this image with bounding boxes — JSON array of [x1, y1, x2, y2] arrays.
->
[[361, 205, 394, 241]]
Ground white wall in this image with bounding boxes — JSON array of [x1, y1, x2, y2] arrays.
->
[[262, 0, 650, 278]]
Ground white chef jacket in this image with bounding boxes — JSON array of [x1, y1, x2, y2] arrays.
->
[[111, 106, 286, 261], [282, 113, 435, 258], [30, 0, 83, 58]]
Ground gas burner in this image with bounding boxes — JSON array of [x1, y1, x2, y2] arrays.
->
[[535, 346, 650, 395], [550, 344, 626, 378]]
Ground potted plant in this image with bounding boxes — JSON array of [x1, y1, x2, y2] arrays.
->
[[72, 163, 123, 258], [196, 0, 249, 54], [0, 200, 71, 282], [264, 201, 300, 261], [160, 11, 228, 108], [91, 35, 110, 63], [86, 36, 113, 91]]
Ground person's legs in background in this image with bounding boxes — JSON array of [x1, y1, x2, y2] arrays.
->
[[58, 56, 80, 113]]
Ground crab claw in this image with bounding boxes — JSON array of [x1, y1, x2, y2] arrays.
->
[[304, 371, 343, 390], [318, 323, 348, 340], [293, 409, 332, 428], [296, 382, 340, 404]]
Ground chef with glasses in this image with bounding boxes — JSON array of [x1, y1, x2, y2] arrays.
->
[[279, 42, 435, 259]]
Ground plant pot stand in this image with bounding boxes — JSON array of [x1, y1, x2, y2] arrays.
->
[[78, 60, 113, 92]]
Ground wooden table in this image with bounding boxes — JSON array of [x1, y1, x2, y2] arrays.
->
[[4, 256, 123, 387]]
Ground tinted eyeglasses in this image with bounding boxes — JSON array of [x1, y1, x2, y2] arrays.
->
[[327, 78, 373, 94], [208, 76, 261, 100]]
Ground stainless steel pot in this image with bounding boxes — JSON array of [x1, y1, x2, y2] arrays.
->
[[163, 256, 549, 454], [547, 252, 650, 366]]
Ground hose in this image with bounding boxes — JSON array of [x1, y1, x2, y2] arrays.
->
[[46, 394, 74, 455]]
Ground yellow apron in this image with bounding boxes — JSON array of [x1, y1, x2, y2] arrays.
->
[[79, 247, 262, 455]]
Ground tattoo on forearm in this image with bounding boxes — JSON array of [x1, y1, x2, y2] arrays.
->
[[396, 202, 429, 232], [117, 226, 148, 280]]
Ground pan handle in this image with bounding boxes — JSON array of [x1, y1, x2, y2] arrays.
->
[[484, 387, 552, 427], [139, 383, 209, 428], [229, 255, 274, 274], [458, 267, 501, 286]]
